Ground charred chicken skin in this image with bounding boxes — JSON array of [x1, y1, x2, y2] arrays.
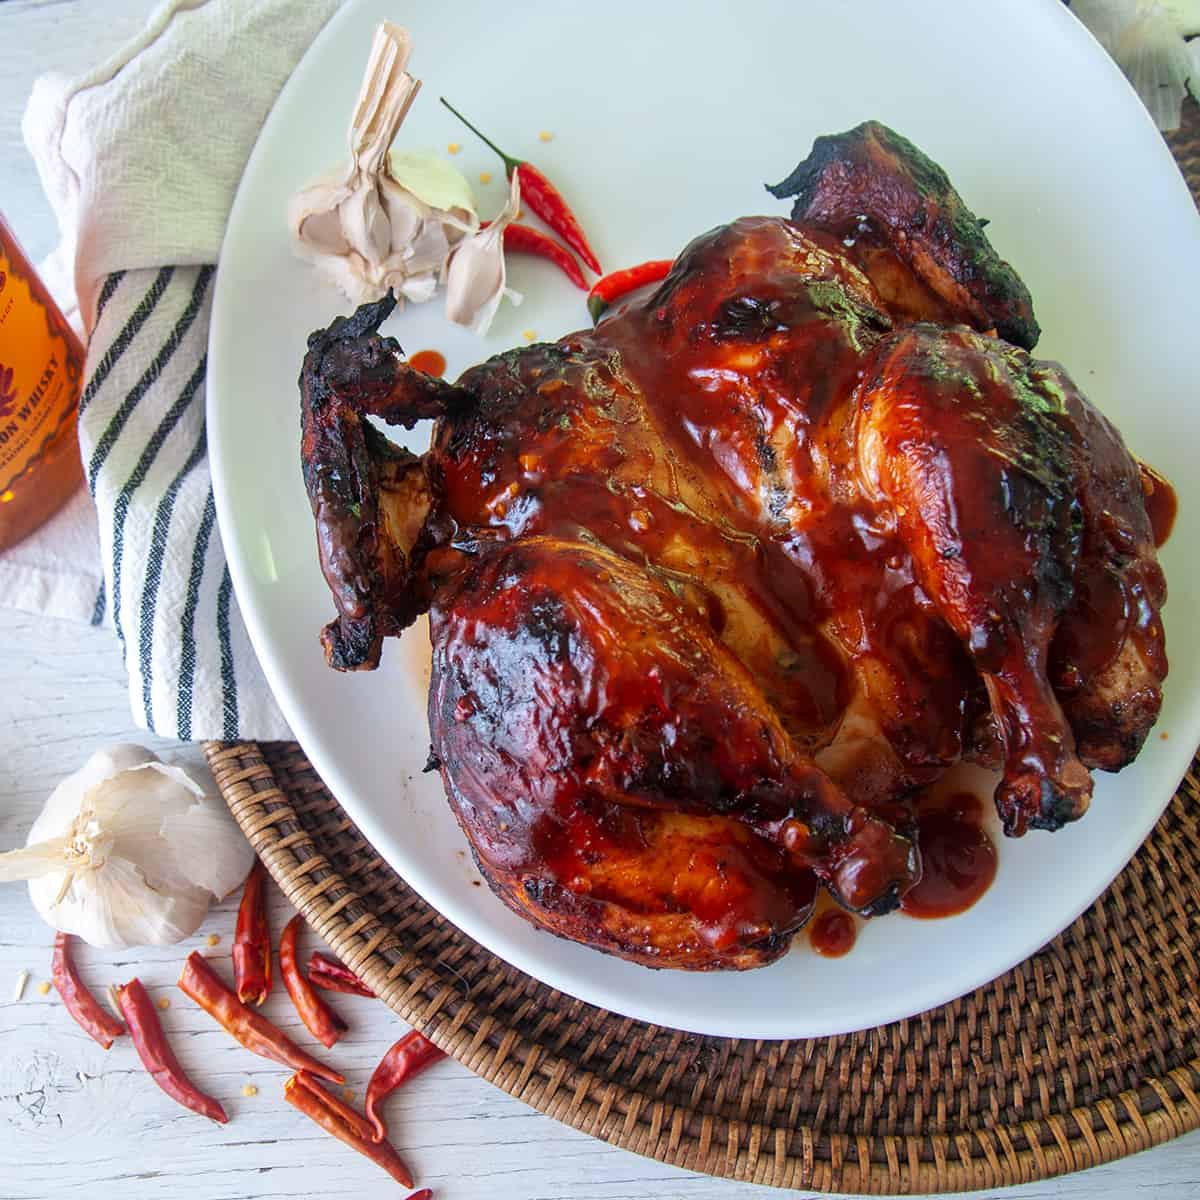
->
[[299, 121, 1168, 969]]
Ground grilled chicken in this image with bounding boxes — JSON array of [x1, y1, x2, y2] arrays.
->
[[299, 121, 1168, 969]]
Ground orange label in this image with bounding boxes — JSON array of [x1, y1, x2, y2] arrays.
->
[[0, 248, 80, 491]]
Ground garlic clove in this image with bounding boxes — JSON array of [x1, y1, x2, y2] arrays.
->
[[84, 764, 210, 893], [160, 798, 257, 901], [380, 185, 426, 256], [342, 185, 393, 265], [444, 172, 523, 335], [402, 212, 454, 277], [300, 204, 353, 257]]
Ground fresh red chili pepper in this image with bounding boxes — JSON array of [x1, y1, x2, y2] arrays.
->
[[51, 932, 125, 1050], [587, 259, 675, 324], [116, 977, 227, 1123], [365, 1030, 447, 1142], [178, 951, 343, 1083], [284, 1071, 414, 1188], [500, 223, 587, 290], [233, 858, 271, 1005], [405, 1192, 434, 1200], [280, 915, 347, 1049], [441, 98, 601, 274], [307, 951, 375, 998]]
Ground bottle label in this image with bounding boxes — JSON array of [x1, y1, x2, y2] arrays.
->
[[0, 249, 81, 493]]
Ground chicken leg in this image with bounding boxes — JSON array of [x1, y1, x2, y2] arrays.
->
[[855, 325, 1091, 834]]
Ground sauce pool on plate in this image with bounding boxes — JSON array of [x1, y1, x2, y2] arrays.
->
[[1139, 462, 1177, 548], [409, 349, 446, 377], [901, 791, 998, 919], [808, 908, 857, 957]]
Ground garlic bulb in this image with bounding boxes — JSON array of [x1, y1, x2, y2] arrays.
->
[[1073, 0, 1200, 130], [444, 171, 524, 335], [0, 744, 253, 949], [288, 21, 478, 306]]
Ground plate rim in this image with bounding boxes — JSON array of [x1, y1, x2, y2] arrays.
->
[[207, 0, 1199, 1038]]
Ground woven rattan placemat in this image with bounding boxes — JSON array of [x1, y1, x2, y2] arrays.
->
[[203, 107, 1200, 1194]]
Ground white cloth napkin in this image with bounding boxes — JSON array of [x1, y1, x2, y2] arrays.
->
[[14, 0, 342, 741]]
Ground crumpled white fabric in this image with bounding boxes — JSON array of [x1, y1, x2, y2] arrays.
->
[[9, 0, 340, 740]]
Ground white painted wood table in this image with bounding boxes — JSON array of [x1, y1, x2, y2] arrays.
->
[[2, 2, 1198, 1197]]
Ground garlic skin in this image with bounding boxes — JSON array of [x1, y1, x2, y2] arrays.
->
[[1073, 0, 1200, 130], [288, 22, 477, 306], [0, 745, 253, 949]]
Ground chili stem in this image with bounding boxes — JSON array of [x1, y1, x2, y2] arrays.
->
[[439, 98, 521, 174]]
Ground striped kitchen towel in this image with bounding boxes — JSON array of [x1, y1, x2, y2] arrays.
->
[[20, 0, 342, 740]]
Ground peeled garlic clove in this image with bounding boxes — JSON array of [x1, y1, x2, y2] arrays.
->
[[0, 744, 254, 949], [445, 172, 523, 335]]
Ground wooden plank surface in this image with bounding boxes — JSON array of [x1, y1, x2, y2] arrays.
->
[[2, 2, 1198, 1197]]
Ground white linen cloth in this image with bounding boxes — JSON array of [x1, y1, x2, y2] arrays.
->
[[11, 0, 342, 740]]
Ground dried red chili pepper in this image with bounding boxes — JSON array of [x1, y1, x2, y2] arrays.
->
[[51, 932, 125, 1050], [441, 98, 601, 274], [178, 951, 343, 1083], [587, 259, 675, 324], [233, 858, 271, 1005], [116, 977, 227, 1123], [280, 915, 347, 1049], [307, 951, 375, 998], [365, 1030, 447, 1142], [284, 1071, 414, 1188], [291, 1070, 374, 1140]]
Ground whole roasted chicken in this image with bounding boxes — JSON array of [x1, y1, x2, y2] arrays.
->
[[299, 122, 1169, 970]]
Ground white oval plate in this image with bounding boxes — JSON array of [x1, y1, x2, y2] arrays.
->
[[209, 0, 1200, 1038]]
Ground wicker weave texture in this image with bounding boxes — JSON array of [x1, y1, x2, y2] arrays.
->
[[203, 740, 1200, 1194], [203, 102, 1200, 1195]]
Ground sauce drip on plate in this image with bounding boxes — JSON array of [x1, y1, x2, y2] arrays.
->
[[808, 908, 856, 957], [1139, 462, 1177, 548], [901, 791, 997, 919], [409, 349, 446, 377]]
